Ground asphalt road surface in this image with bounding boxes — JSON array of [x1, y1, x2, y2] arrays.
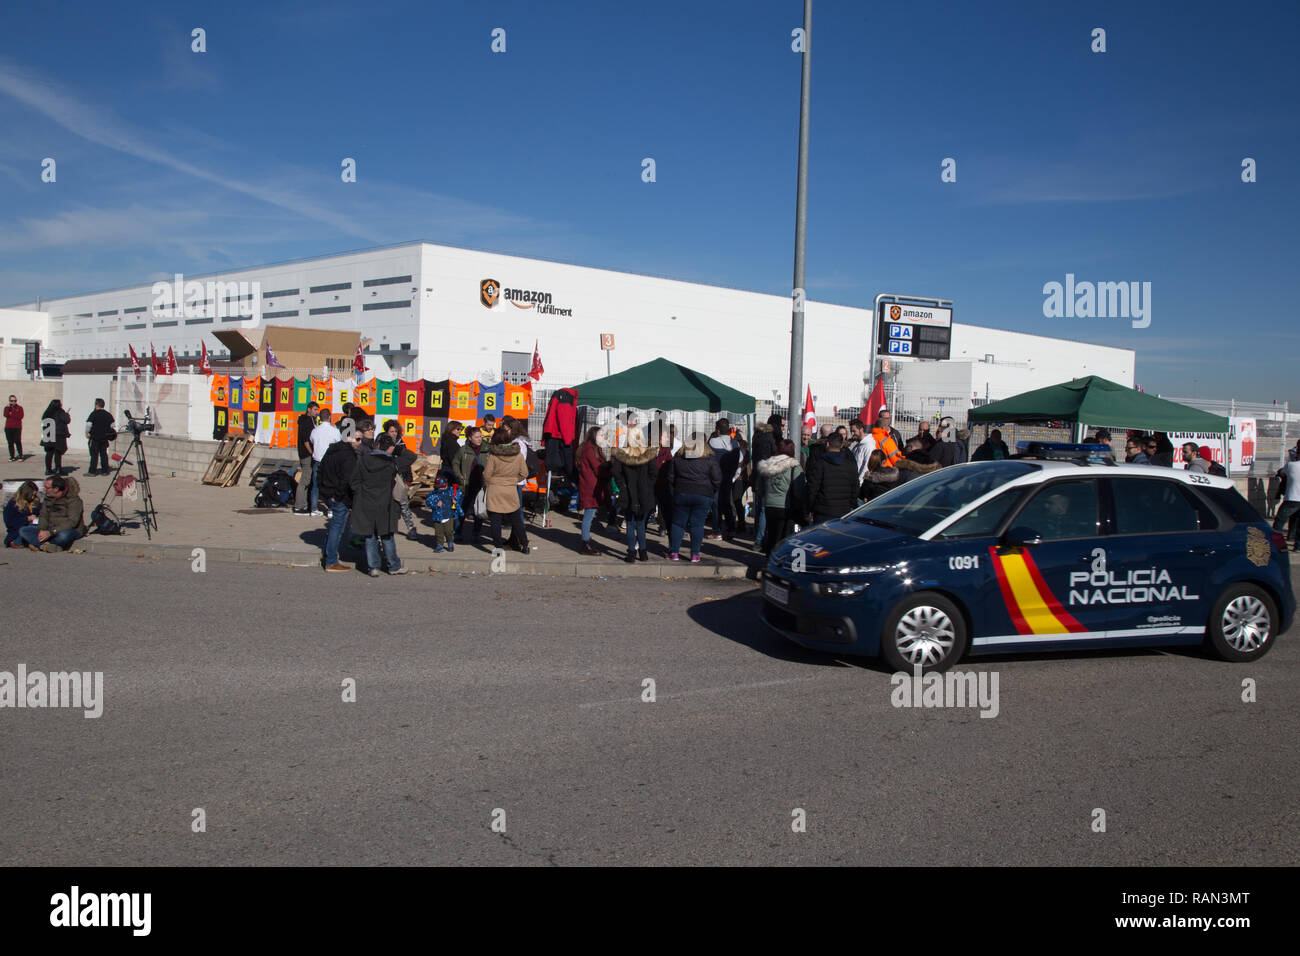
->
[[2, 554, 1296, 866]]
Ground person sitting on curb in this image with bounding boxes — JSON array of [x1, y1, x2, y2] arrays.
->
[[20, 475, 85, 551], [348, 433, 407, 576], [4, 480, 41, 548]]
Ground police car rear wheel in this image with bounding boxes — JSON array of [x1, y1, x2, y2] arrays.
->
[[1207, 584, 1276, 662], [881, 592, 968, 673]]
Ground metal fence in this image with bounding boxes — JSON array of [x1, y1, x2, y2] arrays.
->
[[1153, 397, 1293, 475]]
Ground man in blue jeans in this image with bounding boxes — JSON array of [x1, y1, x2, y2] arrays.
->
[[315, 429, 362, 571], [20, 475, 85, 552]]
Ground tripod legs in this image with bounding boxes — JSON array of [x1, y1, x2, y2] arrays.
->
[[97, 434, 159, 538]]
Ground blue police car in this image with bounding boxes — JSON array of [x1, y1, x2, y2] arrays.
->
[[761, 460, 1293, 671]]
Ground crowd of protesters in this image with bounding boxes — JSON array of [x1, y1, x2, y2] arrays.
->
[[288, 403, 539, 574], [1, 383, 1274, 567]]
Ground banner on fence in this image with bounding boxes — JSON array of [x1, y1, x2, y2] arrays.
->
[[209, 376, 532, 451]]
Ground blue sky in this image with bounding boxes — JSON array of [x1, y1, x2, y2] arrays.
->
[[1, 0, 1296, 402]]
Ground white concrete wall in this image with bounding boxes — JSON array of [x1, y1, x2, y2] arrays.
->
[[19, 246, 423, 366], [18, 243, 1135, 421], [0, 308, 50, 377]]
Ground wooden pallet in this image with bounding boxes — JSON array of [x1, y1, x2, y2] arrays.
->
[[247, 458, 301, 487], [202, 436, 256, 487]]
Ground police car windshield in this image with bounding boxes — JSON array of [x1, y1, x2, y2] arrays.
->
[[849, 462, 1038, 535]]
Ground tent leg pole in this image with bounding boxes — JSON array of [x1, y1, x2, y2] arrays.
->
[[542, 468, 551, 528]]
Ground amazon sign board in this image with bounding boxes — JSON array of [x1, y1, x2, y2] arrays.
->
[[878, 301, 952, 360], [480, 278, 573, 316]]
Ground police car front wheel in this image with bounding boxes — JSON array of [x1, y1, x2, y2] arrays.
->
[[1207, 584, 1277, 663], [880, 592, 969, 674]]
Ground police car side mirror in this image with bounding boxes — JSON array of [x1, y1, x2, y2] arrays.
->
[[1002, 527, 1042, 548]]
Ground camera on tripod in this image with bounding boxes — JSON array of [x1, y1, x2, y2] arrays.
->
[[122, 409, 156, 434]]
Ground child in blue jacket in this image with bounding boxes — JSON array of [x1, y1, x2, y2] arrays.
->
[[425, 476, 461, 552]]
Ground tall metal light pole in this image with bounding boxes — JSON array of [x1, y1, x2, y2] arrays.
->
[[787, 0, 812, 462]]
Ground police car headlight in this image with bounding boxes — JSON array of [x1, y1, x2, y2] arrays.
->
[[813, 580, 872, 597]]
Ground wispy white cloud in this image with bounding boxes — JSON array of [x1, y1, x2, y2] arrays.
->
[[0, 56, 386, 242]]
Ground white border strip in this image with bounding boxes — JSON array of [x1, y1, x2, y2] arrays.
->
[[973, 626, 1205, 647]]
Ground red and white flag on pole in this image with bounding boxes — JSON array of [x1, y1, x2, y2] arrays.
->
[[199, 341, 212, 375], [165, 346, 178, 375], [529, 339, 544, 380], [129, 345, 142, 380], [353, 343, 367, 377], [860, 377, 886, 427], [150, 344, 166, 376], [802, 385, 816, 432]]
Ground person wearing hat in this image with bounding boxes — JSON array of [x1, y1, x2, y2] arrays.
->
[[666, 433, 720, 563], [609, 427, 660, 562]]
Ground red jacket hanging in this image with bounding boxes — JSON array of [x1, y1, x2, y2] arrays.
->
[[542, 387, 578, 444]]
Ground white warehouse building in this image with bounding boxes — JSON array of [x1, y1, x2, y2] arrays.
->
[[2, 241, 1133, 421]]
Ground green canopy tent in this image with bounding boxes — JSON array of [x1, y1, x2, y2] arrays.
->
[[967, 376, 1229, 457], [571, 357, 756, 414], [541, 359, 757, 527]]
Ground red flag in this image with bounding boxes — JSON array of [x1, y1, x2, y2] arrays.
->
[[150, 344, 166, 376], [129, 345, 142, 380], [199, 341, 212, 375], [166, 346, 178, 375], [802, 385, 816, 432], [353, 343, 366, 376], [529, 339, 544, 380], [860, 377, 886, 427]]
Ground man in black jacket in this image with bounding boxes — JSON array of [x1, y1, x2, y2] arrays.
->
[[806, 434, 860, 523], [294, 402, 320, 514], [349, 433, 406, 576], [317, 430, 361, 571], [85, 399, 115, 475]]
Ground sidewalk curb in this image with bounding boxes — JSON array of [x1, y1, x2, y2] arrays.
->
[[79, 537, 756, 579]]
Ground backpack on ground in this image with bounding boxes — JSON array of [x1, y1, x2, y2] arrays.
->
[[254, 469, 297, 508], [89, 504, 122, 535]]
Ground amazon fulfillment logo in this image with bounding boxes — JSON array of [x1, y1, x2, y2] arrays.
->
[[479, 279, 573, 316]]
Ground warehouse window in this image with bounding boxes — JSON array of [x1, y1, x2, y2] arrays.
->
[[399, 343, 410, 351], [362, 300, 410, 311], [220, 315, 244, 323], [263, 288, 298, 298], [309, 306, 352, 315], [123, 306, 147, 314], [124, 323, 147, 330], [185, 317, 213, 325], [309, 281, 351, 293], [77, 312, 92, 318], [154, 320, 178, 328], [362, 275, 412, 288], [223, 293, 254, 303], [98, 309, 118, 316], [263, 309, 299, 319]]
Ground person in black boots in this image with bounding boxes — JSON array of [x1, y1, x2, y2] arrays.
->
[[40, 399, 70, 476], [484, 429, 530, 553], [610, 429, 660, 562], [85, 399, 115, 475]]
